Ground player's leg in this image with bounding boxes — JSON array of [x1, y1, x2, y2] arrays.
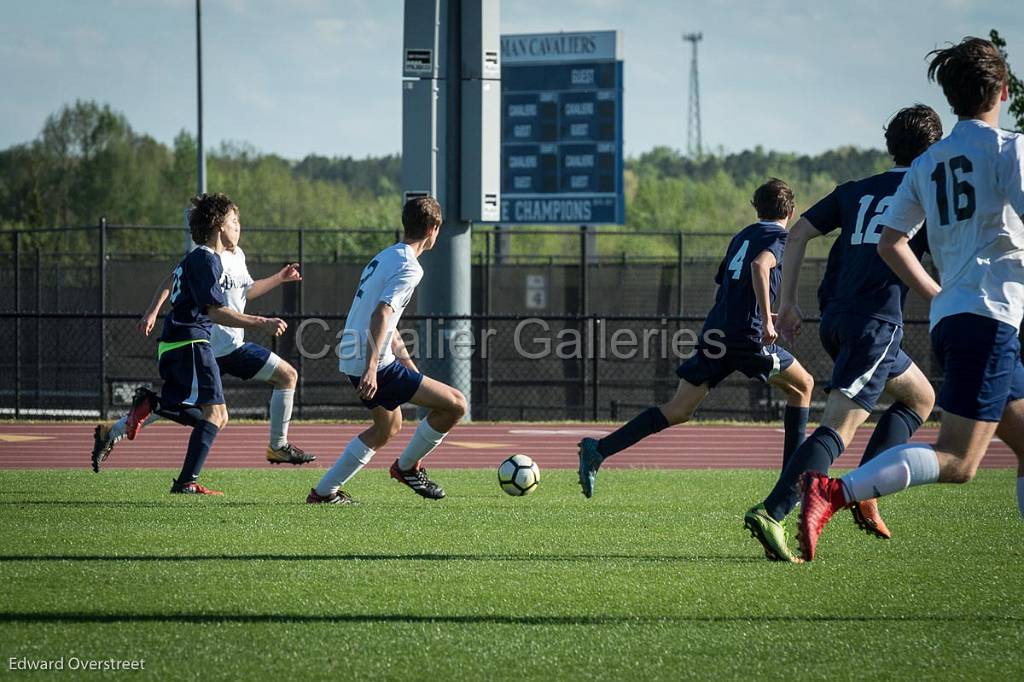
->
[[388, 376, 468, 499], [798, 314, 1020, 559], [263, 358, 316, 465], [310, 406, 400, 504], [577, 377, 710, 499], [997, 399, 1024, 517], [848, 360, 935, 538], [91, 412, 160, 473], [766, 353, 813, 467]]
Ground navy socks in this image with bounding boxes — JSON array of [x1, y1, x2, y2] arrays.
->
[[175, 420, 220, 486], [859, 402, 923, 466], [764, 425, 845, 522], [783, 405, 809, 469], [597, 407, 670, 459]]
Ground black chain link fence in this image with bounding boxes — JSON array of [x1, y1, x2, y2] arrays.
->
[[0, 222, 988, 422]]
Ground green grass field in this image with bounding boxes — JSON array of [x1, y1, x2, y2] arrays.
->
[[2, 468, 1022, 680]]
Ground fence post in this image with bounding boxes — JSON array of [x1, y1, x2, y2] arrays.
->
[[99, 217, 108, 419], [14, 231, 21, 418], [591, 317, 601, 420], [297, 226, 305, 419], [677, 232, 685, 316], [579, 226, 588, 419], [36, 248, 42, 406], [482, 232, 492, 419]]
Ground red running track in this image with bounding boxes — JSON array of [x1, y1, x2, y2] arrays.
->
[[0, 422, 1016, 470]]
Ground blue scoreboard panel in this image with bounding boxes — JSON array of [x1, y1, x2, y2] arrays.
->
[[498, 31, 624, 225]]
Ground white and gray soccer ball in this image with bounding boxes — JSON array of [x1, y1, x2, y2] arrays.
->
[[497, 454, 540, 496]]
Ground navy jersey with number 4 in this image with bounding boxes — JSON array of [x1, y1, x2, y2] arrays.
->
[[159, 245, 227, 343], [804, 169, 928, 324], [702, 222, 787, 346]]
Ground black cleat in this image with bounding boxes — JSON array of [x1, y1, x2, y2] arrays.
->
[[266, 443, 317, 465], [389, 459, 446, 500], [91, 423, 116, 473]]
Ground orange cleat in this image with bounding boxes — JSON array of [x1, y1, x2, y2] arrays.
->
[[849, 498, 892, 539]]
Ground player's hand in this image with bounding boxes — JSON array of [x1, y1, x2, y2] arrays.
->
[[137, 313, 158, 336], [278, 263, 302, 282], [761, 316, 779, 346], [358, 368, 378, 401], [261, 317, 288, 337], [776, 303, 803, 345]]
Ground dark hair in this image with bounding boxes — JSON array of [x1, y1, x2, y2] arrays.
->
[[885, 104, 943, 166], [188, 192, 238, 245], [751, 178, 795, 221], [927, 37, 1008, 117], [402, 195, 442, 240]]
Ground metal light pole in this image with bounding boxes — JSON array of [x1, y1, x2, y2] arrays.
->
[[196, 0, 206, 195]]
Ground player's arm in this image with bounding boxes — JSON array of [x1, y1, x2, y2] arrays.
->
[[358, 302, 395, 400], [138, 271, 174, 336], [750, 250, 778, 345], [247, 263, 301, 300], [206, 305, 287, 336], [776, 217, 820, 343], [392, 328, 418, 373], [878, 228, 941, 302]]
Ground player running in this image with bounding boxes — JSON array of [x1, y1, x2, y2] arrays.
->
[[112, 192, 288, 494], [307, 195, 467, 505], [799, 37, 1024, 560], [91, 199, 315, 471], [742, 105, 942, 562], [578, 179, 814, 504]]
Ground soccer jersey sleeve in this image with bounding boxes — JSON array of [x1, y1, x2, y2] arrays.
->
[[189, 252, 227, 309], [802, 188, 842, 234], [379, 263, 422, 311], [766, 231, 787, 263], [880, 168, 926, 237], [997, 134, 1024, 216]]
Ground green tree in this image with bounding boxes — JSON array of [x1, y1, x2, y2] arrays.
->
[[991, 29, 1024, 132]]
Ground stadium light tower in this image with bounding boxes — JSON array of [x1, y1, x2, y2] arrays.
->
[[683, 32, 703, 158]]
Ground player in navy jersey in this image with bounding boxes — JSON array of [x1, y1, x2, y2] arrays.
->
[[742, 105, 943, 562], [800, 38, 1024, 560], [578, 179, 814, 515], [118, 193, 287, 495]]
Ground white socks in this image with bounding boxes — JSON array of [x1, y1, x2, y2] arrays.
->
[[109, 413, 159, 442], [1017, 477, 1024, 519], [269, 388, 294, 449], [840, 443, 940, 503], [315, 437, 375, 496], [398, 420, 447, 470]]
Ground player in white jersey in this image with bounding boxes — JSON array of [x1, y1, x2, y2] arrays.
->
[[91, 202, 316, 470], [308, 196, 467, 504], [799, 37, 1024, 560]]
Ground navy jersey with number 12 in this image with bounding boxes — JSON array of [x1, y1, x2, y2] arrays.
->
[[702, 222, 787, 346], [159, 245, 227, 343]]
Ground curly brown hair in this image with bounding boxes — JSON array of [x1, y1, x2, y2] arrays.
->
[[927, 37, 1008, 117], [751, 178, 795, 221], [188, 193, 238, 245], [885, 104, 943, 166]]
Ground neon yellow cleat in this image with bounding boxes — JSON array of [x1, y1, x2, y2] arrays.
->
[[744, 504, 803, 563]]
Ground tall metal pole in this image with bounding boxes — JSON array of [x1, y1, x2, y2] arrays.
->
[[683, 32, 703, 158], [196, 0, 206, 195]]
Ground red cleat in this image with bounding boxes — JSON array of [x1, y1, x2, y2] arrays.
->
[[849, 498, 892, 540], [125, 387, 156, 441], [170, 481, 224, 495], [797, 472, 848, 561]]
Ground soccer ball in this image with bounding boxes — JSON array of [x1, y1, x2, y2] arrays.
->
[[497, 454, 540, 496]]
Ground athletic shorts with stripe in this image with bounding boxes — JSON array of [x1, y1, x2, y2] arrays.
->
[[158, 340, 225, 408], [676, 342, 795, 388], [819, 313, 911, 412]]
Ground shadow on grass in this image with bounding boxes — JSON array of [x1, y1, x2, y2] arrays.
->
[[0, 501, 267, 508], [0, 612, 1019, 626], [0, 553, 760, 564]]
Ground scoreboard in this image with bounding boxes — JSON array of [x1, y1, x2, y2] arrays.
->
[[499, 31, 624, 224]]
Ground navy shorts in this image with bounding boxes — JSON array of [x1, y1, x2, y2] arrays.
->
[[819, 313, 912, 412], [158, 341, 225, 407], [347, 360, 424, 411], [677, 342, 795, 389], [931, 313, 1024, 422], [217, 342, 279, 381]]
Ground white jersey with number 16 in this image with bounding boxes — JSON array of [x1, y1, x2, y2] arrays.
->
[[881, 119, 1024, 330], [338, 243, 423, 376]]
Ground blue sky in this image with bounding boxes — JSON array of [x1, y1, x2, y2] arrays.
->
[[1, 0, 1021, 159]]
